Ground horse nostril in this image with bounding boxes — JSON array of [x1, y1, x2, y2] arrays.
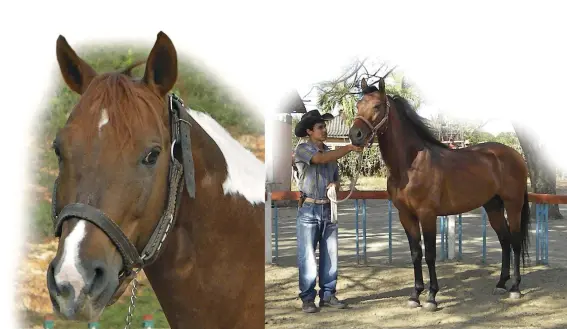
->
[[58, 282, 73, 299], [86, 263, 108, 297]]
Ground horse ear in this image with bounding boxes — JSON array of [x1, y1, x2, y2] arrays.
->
[[378, 77, 386, 93], [142, 31, 178, 97], [360, 78, 368, 90], [56, 35, 97, 95]]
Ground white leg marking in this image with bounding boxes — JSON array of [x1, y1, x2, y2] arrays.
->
[[187, 109, 265, 205], [98, 109, 109, 131], [54, 220, 87, 301]]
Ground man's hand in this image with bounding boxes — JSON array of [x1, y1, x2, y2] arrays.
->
[[326, 182, 339, 196], [348, 144, 364, 152]]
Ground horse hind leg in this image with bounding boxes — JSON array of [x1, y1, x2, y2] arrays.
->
[[502, 190, 530, 299], [483, 195, 512, 295]]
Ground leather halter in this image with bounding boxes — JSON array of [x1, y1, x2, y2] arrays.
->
[[50, 93, 196, 305], [353, 94, 390, 147]]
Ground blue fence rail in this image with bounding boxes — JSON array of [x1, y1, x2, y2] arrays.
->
[[269, 191, 564, 266]]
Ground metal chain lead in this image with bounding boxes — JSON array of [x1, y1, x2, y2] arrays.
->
[[124, 268, 141, 329]]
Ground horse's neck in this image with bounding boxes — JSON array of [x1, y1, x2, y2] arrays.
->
[[141, 113, 264, 327], [141, 188, 204, 327], [143, 179, 262, 328], [377, 108, 423, 181]]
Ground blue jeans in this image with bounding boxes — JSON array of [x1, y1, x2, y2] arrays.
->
[[296, 202, 338, 302]]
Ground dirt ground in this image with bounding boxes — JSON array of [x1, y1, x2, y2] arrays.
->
[[265, 199, 567, 329]]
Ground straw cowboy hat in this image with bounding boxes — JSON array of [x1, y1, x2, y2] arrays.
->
[[294, 110, 335, 137]]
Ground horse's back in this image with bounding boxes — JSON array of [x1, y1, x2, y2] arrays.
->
[[462, 141, 520, 156], [462, 141, 526, 171]]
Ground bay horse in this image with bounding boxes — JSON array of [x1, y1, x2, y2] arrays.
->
[[348, 77, 530, 311], [45, 32, 265, 329]]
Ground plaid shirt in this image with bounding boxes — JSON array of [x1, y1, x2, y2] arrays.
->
[[294, 140, 339, 199]]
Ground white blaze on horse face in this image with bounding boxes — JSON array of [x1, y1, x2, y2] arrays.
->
[[98, 109, 109, 131], [54, 220, 87, 302], [187, 109, 265, 205]]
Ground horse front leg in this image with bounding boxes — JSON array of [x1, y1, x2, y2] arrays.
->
[[399, 208, 424, 308]]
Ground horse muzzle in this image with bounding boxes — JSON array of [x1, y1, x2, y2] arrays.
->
[[46, 249, 120, 321]]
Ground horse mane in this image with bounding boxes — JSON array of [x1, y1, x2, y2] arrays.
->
[[362, 85, 448, 150]]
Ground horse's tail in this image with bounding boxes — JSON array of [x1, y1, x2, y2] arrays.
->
[[520, 187, 531, 267]]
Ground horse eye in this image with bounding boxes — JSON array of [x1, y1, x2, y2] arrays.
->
[[142, 148, 161, 166]]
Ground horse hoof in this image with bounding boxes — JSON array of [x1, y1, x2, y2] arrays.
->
[[407, 300, 420, 308], [509, 291, 521, 299], [492, 287, 507, 295], [423, 302, 438, 312]]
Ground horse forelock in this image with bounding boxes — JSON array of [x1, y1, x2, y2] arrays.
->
[[69, 72, 168, 152]]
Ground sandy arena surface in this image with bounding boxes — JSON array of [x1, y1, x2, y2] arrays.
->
[[265, 200, 567, 329]]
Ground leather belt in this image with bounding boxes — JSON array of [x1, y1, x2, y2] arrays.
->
[[304, 197, 330, 204]]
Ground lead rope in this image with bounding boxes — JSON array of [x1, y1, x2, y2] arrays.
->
[[327, 151, 363, 223]]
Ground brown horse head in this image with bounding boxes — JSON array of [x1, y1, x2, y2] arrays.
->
[[349, 77, 390, 146], [46, 32, 180, 320]]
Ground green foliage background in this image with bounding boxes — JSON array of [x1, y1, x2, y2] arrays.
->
[[30, 43, 263, 241]]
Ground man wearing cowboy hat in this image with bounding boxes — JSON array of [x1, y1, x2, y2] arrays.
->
[[293, 109, 362, 313]]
